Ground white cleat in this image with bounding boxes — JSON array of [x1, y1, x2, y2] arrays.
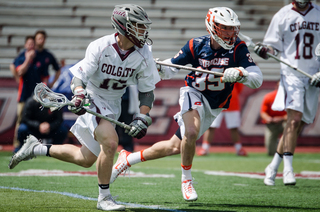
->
[[283, 170, 296, 186], [264, 165, 277, 186], [110, 149, 131, 184], [181, 179, 198, 201], [8, 134, 40, 169], [97, 195, 125, 211]]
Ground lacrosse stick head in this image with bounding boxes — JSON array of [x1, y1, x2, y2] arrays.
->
[[315, 43, 320, 61], [34, 83, 71, 111]]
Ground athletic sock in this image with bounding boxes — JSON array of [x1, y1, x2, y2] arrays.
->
[[181, 164, 192, 181], [283, 152, 294, 172], [202, 140, 210, 150], [33, 144, 50, 156], [269, 152, 283, 170], [234, 142, 242, 152], [98, 184, 110, 201], [127, 150, 146, 166]]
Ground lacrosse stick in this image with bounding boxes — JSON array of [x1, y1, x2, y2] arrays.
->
[[34, 83, 131, 130], [238, 32, 313, 79], [155, 61, 224, 77]]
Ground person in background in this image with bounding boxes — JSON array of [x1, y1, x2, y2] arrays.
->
[[254, 0, 320, 186], [11, 35, 37, 152], [197, 83, 247, 156], [33, 30, 61, 88], [18, 95, 68, 145], [260, 82, 287, 156]]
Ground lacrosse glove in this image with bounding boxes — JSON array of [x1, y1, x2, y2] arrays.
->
[[68, 88, 87, 115], [125, 113, 152, 139], [222, 67, 248, 83], [154, 58, 165, 78], [254, 43, 269, 60], [310, 72, 320, 88]]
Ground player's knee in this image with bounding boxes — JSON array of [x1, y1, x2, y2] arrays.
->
[[184, 127, 199, 141], [80, 160, 95, 168]]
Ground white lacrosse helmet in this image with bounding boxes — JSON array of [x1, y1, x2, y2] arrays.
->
[[205, 7, 240, 50], [111, 4, 152, 48], [292, 0, 311, 9]]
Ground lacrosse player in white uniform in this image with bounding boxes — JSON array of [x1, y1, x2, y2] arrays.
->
[[254, 0, 320, 186], [110, 7, 262, 202], [8, 4, 160, 211]]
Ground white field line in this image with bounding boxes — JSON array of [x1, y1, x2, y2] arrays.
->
[[0, 186, 186, 212]]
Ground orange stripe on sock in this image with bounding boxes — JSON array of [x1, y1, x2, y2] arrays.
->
[[140, 150, 146, 162], [181, 164, 192, 170]]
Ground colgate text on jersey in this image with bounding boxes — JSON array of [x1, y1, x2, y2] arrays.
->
[[290, 21, 319, 32], [101, 64, 136, 77]]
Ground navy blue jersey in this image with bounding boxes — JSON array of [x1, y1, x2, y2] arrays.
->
[[171, 35, 256, 109], [34, 49, 60, 77], [13, 49, 60, 102], [13, 50, 42, 102]]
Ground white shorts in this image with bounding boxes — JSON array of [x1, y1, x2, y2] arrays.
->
[[272, 75, 319, 124], [210, 111, 241, 129], [173, 86, 224, 140], [70, 91, 122, 157]]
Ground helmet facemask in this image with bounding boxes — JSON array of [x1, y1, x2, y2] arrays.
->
[[292, 0, 311, 9], [126, 20, 152, 48]]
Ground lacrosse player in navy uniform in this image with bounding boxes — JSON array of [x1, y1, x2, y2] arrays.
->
[[9, 4, 160, 211], [254, 0, 320, 186], [111, 7, 263, 201]]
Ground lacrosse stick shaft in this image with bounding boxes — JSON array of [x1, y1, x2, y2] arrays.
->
[[238, 32, 313, 79], [156, 61, 223, 77], [84, 108, 131, 130]]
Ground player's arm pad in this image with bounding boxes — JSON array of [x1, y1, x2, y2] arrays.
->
[[138, 90, 154, 109], [70, 76, 86, 94]]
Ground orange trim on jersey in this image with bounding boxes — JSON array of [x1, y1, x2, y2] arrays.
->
[[140, 150, 146, 162], [189, 38, 195, 59], [181, 164, 192, 170], [219, 92, 232, 108], [233, 41, 246, 61]]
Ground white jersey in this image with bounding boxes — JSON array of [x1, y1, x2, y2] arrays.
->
[[70, 33, 160, 100], [263, 3, 320, 77]]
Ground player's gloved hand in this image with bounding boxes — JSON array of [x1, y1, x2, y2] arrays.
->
[[125, 113, 152, 139], [310, 72, 320, 88], [154, 58, 165, 78], [222, 67, 248, 83], [254, 43, 269, 60], [68, 88, 87, 115]]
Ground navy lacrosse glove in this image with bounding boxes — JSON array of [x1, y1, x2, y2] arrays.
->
[[125, 113, 152, 139]]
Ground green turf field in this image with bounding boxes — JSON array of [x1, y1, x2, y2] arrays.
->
[[1, 151, 320, 212]]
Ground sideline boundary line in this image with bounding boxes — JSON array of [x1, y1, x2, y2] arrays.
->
[[0, 186, 186, 212]]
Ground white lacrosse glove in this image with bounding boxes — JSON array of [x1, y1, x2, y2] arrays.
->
[[68, 88, 87, 115], [125, 113, 152, 139], [222, 67, 249, 83], [310, 72, 320, 88], [154, 58, 165, 78]]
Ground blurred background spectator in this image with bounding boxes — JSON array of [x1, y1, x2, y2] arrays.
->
[[260, 81, 287, 156]]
